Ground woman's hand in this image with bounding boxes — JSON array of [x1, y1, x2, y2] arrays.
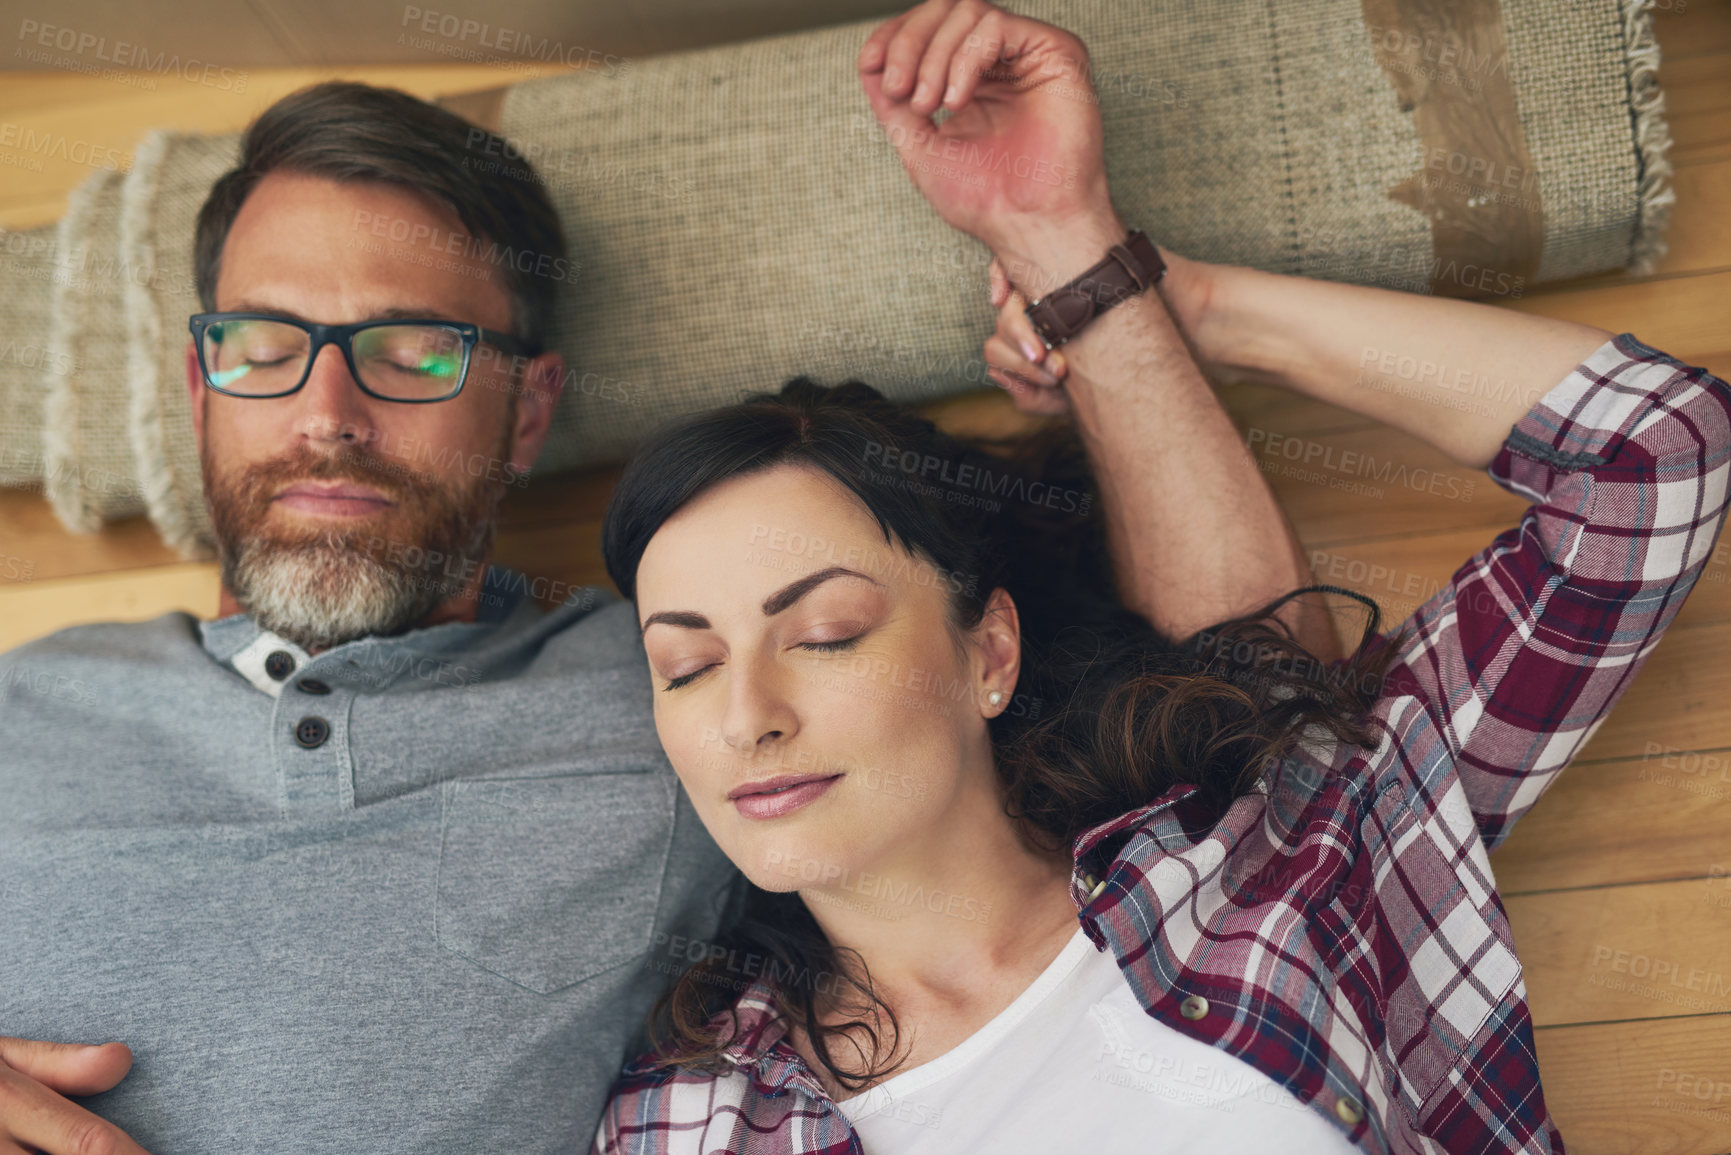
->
[[981, 257, 1070, 415]]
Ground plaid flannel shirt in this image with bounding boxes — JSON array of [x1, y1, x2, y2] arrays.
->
[[594, 333, 1731, 1155]]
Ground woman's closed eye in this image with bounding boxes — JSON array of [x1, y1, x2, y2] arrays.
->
[[662, 665, 713, 692], [656, 630, 867, 692], [792, 617, 871, 657], [799, 637, 860, 653]]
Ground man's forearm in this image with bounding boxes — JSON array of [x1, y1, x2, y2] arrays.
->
[[1195, 262, 1614, 469], [996, 222, 1341, 659]]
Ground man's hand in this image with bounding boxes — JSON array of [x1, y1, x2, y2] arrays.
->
[[0, 1037, 150, 1154], [981, 251, 1224, 417], [859, 1, 1341, 658], [857, 0, 1116, 285]]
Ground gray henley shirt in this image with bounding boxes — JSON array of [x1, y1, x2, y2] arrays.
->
[[0, 567, 737, 1152]]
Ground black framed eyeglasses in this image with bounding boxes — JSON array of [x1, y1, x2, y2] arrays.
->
[[189, 312, 535, 403]]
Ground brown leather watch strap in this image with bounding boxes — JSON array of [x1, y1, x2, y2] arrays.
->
[[1024, 230, 1166, 349]]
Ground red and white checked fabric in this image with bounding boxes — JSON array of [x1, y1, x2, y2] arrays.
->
[[594, 333, 1731, 1154]]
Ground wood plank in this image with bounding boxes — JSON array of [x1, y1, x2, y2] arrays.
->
[[1663, 52, 1731, 168], [1242, 423, 1529, 544], [1508, 878, 1731, 1026], [0, 563, 218, 653], [1494, 748, 1731, 895], [0, 197, 69, 230], [1535, 1014, 1731, 1155], [1579, 621, 1731, 761], [1630, 159, 1731, 274], [1217, 381, 1378, 439], [0, 490, 186, 585], [0, 64, 569, 229], [492, 517, 613, 603], [1501, 268, 1731, 374], [1653, 0, 1731, 62], [496, 463, 621, 530]]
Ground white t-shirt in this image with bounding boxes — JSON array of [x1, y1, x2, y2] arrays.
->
[[836, 929, 1357, 1154]]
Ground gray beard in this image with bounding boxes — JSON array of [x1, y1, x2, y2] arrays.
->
[[222, 521, 493, 652]]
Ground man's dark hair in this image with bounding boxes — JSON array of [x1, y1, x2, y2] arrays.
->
[[194, 81, 566, 354]]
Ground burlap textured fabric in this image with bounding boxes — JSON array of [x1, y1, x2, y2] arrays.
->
[[38, 170, 143, 530], [0, 224, 59, 491], [0, 0, 1672, 555]]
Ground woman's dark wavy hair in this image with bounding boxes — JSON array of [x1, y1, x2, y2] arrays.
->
[[601, 377, 1403, 1089]]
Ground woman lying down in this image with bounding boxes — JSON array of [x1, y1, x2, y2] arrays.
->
[[593, 323, 1725, 1155], [590, 3, 1729, 1153]]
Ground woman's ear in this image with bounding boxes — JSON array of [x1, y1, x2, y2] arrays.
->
[[975, 587, 1022, 717]]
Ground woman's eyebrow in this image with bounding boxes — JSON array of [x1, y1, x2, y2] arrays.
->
[[760, 566, 881, 616], [640, 610, 710, 634], [640, 566, 881, 634]]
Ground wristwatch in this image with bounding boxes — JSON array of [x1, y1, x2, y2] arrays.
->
[[1024, 229, 1166, 350]]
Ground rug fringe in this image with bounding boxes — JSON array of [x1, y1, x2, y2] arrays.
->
[[1623, 0, 1675, 275], [121, 129, 208, 559], [42, 170, 103, 533]]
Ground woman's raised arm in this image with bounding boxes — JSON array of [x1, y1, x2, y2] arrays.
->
[[1183, 254, 1614, 468]]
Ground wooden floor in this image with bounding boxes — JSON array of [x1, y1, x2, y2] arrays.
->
[[1, 5, 1729, 1151]]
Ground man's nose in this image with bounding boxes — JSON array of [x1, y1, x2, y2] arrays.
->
[[294, 345, 379, 447]]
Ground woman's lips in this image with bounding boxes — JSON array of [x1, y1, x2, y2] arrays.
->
[[728, 773, 843, 820]]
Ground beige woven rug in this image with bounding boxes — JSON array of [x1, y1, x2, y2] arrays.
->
[[0, 0, 1672, 556]]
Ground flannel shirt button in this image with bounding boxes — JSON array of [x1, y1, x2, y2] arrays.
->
[[1084, 873, 1107, 901], [1334, 1095, 1364, 1126], [1179, 995, 1208, 1020]]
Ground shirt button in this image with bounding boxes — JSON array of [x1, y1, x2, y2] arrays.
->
[[1335, 1095, 1364, 1126], [1179, 995, 1209, 1020], [264, 651, 295, 680], [296, 678, 331, 695], [294, 716, 330, 748]]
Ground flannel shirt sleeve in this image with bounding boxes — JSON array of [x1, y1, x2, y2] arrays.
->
[[1367, 333, 1731, 850], [590, 1065, 688, 1155]]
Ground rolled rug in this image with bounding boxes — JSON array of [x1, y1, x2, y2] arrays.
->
[[0, 0, 1673, 554]]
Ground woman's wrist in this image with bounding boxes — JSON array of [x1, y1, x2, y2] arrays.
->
[[1151, 249, 1213, 363], [1161, 256, 1304, 391], [1153, 249, 1266, 387]]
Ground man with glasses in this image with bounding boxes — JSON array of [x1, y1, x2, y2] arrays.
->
[[0, 81, 739, 1153]]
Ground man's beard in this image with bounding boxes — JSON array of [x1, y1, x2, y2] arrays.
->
[[203, 427, 513, 652]]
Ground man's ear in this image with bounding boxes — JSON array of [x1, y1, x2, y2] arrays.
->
[[975, 586, 1022, 715], [185, 340, 206, 442], [507, 352, 565, 478]]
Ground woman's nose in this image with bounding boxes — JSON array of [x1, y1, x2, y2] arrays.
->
[[717, 660, 798, 757]]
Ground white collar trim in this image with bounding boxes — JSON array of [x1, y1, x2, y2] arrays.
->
[[229, 630, 313, 698]]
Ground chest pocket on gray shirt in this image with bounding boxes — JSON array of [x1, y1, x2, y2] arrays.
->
[[435, 770, 676, 993]]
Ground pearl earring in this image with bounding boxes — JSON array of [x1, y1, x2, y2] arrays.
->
[[987, 691, 1004, 707]]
